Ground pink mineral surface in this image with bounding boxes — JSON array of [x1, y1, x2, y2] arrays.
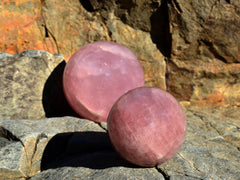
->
[[107, 87, 186, 167], [63, 41, 144, 122]]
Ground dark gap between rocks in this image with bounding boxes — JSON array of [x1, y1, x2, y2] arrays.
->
[[0, 127, 21, 142], [150, 0, 172, 58], [42, 61, 81, 118], [43, 25, 49, 38], [41, 131, 135, 170], [200, 39, 228, 63], [170, 0, 183, 13], [225, 0, 230, 4], [79, 0, 95, 12], [155, 166, 170, 180]]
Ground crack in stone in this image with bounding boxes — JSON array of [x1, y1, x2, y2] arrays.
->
[[169, 0, 182, 14], [200, 0, 232, 64], [29, 133, 48, 174], [99, 20, 112, 41], [0, 126, 49, 178], [155, 166, 170, 179], [36, 25, 55, 72], [20, 142, 33, 178], [38, 1, 60, 55], [0, 127, 30, 178], [177, 153, 215, 180], [193, 112, 225, 137], [192, 112, 240, 149], [205, 0, 220, 23], [200, 40, 228, 63], [97, 122, 107, 132], [0, 126, 21, 142], [77, 121, 95, 132], [79, 0, 95, 12], [45, 27, 60, 54]]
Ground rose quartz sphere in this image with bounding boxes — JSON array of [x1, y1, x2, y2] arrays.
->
[[107, 87, 186, 167], [63, 41, 144, 123]]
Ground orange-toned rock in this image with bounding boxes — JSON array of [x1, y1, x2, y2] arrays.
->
[[1, 0, 239, 107], [0, 0, 165, 89], [0, 1, 58, 55]]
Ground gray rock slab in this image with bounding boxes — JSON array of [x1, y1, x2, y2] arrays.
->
[[0, 50, 66, 120], [30, 166, 164, 180], [0, 52, 13, 59], [0, 107, 240, 179], [0, 139, 26, 180], [0, 117, 105, 179], [158, 107, 240, 180]]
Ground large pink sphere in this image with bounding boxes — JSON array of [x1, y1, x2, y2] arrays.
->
[[63, 41, 144, 122], [107, 87, 186, 167]]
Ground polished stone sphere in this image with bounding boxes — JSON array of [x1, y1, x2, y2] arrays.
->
[[63, 41, 144, 122], [107, 87, 186, 167]]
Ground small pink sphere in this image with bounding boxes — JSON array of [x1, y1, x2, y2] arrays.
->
[[63, 41, 144, 122], [107, 87, 186, 167]]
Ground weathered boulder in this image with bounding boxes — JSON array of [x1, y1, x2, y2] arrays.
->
[[0, 50, 68, 120], [166, 0, 240, 106]]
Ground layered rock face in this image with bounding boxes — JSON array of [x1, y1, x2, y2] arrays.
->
[[1, 0, 239, 106]]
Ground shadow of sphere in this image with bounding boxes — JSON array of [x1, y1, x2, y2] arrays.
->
[[42, 61, 80, 118], [41, 131, 133, 170]]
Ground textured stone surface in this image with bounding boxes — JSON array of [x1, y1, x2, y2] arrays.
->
[[0, 50, 64, 120], [0, 0, 166, 90], [0, 1, 240, 179], [0, 117, 105, 179], [158, 106, 240, 179], [40, 0, 166, 89], [166, 0, 240, 106], [30, 166, 164, 180], [0, 0, 46, 54], [0, 106, 239, 179], [1, 0, 239, 106], [168, 0, 240, 63], [107, 17, 166, 88]]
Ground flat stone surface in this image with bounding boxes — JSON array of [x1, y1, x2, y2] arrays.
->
[[30, 166, 164, 180], [158, 106, 240, 179]]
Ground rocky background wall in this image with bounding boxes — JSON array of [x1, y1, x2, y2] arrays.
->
[[0, 0, 240, 179], [1, 0, 239, 107]]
